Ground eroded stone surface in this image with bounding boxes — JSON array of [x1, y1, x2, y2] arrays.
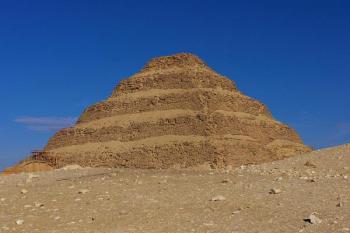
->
[[3, 53, 311, 172]]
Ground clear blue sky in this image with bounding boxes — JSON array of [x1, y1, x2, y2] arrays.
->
[[1, 0, 349, 170]]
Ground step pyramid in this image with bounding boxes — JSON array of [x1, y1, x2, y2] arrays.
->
[[5, 53, 311, 173]]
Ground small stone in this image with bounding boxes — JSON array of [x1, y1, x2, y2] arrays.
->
[[344, 175, 348, 179], [34, 202, 44, 207], [210, 195, 226, 201], [0, 198, 5, 201], [24, 204, 32, 208], [20, 189, 28, 194], [342, 228, 350, 232], [221, 178, 232, 184], [16, 219, 24, 225], [54, 216, 61, 220], [232, 210, 241, 214], [304, 161, 317, 168], [336, 202, 343, 207], [269, 188, 282, 194], [78, 189, 89, 194], [304, 213, 322, 224], [275, 177, 283, 181]]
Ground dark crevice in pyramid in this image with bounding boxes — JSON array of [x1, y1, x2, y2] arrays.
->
[[4, 53, 311, 173]]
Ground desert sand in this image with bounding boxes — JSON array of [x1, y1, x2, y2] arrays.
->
[[1, 144, 349, 233]]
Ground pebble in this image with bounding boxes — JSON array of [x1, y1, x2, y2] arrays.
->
[[210, 195, 226, 201], [78, 189, 89, 194], [0, 198, 5, 201], [336, 202, 343, 207], [20, 189, 28, 194], [221, 178, 232, 184], [304, 161, 317, 168], [342, 228, 350, 232], [275, 177, 283, 181], [304, 213, 322, 224], [34, 202, 44, 207], [16, 219, 24, 225], [269, 188, 282, 194]]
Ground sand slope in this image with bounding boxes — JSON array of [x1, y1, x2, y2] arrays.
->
[[0, 144, 349, 233]]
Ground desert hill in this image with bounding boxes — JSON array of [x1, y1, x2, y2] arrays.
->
[[3, 53, 310, 173]]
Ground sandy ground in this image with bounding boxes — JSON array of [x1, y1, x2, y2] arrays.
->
[[0, 144, 349, 233]]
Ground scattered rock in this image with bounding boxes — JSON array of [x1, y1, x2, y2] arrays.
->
[[336, 195, 343, 207], [304, 161, 317, 168], [34, 202, 44, 207], [275, 177, 283, 181], [304, 213, 322, 224], [210, 195, 226, 201], [20, 189, 28, 194], [0, 198, 5, 201], [336, 202, 343, 207], [221, 178, 232, 184], [269, 188, 282, 194], [16, 219, 24, 225], [78, 189, 89, 194]]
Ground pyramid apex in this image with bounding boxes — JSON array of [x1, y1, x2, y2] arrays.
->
[[142, 53, 208, 71]]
